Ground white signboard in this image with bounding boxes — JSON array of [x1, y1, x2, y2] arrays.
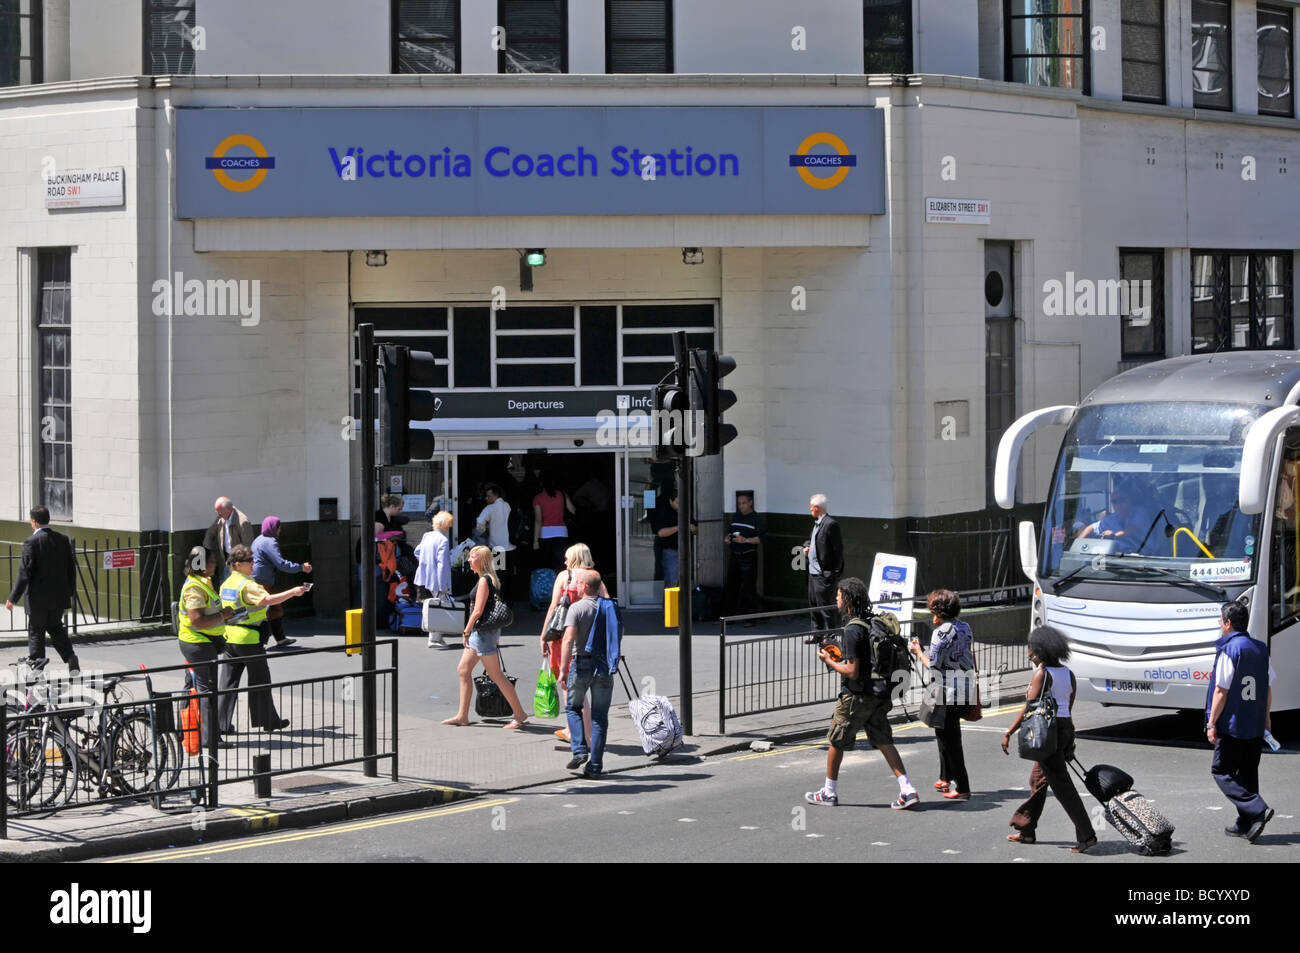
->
[[402, 494, 427, 514], [869, 553, 918, 635], [925, 196, 991, 225], [45, 167, 125, 210]]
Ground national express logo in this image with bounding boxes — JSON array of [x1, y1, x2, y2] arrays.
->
[[204, 134, 276, 192], [788, 132, 857, 190]]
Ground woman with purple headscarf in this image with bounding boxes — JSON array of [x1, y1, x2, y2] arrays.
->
[[251, 516, 312, 648]]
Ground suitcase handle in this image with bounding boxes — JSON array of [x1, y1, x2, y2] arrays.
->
[[616, 655, 638, 703]]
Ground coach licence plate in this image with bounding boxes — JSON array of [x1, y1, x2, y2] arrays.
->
[[1105, 679, 1157, 693]]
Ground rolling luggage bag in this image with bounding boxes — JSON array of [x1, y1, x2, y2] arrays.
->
[[530, 568, 557, 610], [393, 598, 424, 633], [1069, 758, 1173, 855], [616, 657, 683, 760]]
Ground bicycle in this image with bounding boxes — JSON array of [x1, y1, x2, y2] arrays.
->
[[3, 661, 181, 809]]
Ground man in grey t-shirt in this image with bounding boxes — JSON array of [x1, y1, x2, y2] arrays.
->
[[559, 570, 615, 778]]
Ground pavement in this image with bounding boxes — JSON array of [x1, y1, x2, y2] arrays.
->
[[0, 607, 1034, 862]]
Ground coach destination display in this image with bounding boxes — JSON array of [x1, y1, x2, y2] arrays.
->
[[176, 107, 885, 218]]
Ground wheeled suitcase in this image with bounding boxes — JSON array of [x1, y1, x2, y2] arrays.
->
[[616, 657, 683, 760], [393, 598, 424, 633], [530, 568, 557, 610], [1069, 756, 1173, 855], [1103, 790, 1175, 855]]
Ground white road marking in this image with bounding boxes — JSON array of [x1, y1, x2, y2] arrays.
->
[[739, 826, 759, 830], [871, 841, 890, 846], [806, 833, 824, 838], [942, 849, 960, 854], [617, 811, 634, 815]]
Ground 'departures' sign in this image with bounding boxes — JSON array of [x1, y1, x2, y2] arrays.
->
[[176, 107, 886, 218], [45, 167, 125, 210]]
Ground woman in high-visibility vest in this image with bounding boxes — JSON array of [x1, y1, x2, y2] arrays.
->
[[218, 544, 306, 733], [178, 545, 234, 749]]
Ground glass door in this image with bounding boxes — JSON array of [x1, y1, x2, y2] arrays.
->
[[622, 453, 677, 607]]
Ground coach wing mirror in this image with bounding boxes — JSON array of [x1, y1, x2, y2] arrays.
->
[[1019, 521, 1039, 584], [1240, 405, 1300, 514], [993, 406, 1077, 509]]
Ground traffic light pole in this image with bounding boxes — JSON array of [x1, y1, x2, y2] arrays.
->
[[673, 331, 693, 736], [358, 322, 378, 777]]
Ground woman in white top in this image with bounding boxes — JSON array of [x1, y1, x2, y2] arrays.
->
[[1001, 625, 1098, 853], [416, 511, 454, 648]]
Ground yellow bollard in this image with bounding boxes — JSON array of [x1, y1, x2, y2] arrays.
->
[[345, 608, 363, 656], [664, 587, 680, 628]]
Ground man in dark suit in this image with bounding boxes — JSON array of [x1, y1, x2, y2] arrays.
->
[[803, 493, 844, 632], [5, 505, 80, 672], [202, 496, 257, 589]]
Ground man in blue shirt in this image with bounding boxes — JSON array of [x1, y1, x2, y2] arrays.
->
[[1207, 600, 1275, 843]]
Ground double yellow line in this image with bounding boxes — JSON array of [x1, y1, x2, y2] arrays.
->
[[108, 797, 516, 863]]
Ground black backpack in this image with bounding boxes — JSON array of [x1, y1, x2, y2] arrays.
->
[[867, 616, 910, 691]]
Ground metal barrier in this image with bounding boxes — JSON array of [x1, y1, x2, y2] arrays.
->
[[1, 535, 171, 635], [718, 607, 1030, 734], [0, 640, 397, 837], [905, 515, 1033, 604]]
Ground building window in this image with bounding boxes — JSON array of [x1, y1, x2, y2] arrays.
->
[[1121, 0, 1164, 103], [1005, 0, 1088, 91], [1191, 251, 1293, 353], [394, 0, 461, 74], [985, 242, 1017, 508], [499, 0, 566, 74], [37, 250, 72, 522], [1191, 0, 1232, 110], [0, 0, 42, 86], [606, 0, 671, 73], [144, 0, 197, 75], [1119, 249, 1165, 359], [864, 0, 912, 73], [1258, 4, 1294, 117]]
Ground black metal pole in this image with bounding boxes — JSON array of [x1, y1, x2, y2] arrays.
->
[[674, 332, 693, 736], [359, 322, 378, 777], [206, 658, 219, 809]]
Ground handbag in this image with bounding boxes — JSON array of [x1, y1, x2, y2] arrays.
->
[[918, 673, 946, 728], [179, 668, 201, 756], [1017, 669, 1060, 761], [543, 593, 570, 642], [534, 664, 560, 719], [474, 649, 518, 719], [478, 588, 514, 630]]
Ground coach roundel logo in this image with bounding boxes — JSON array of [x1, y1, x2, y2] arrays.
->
[[788, 132, 857, 190], [204, 134, 276, 192]]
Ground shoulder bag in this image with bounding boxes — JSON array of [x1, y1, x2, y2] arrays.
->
[[477, 582, 514, 630], [544, 591, 571, 641], [1017, 669, 1059, 761]]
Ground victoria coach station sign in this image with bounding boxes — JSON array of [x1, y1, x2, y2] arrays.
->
[[175, 107, 885, 218]]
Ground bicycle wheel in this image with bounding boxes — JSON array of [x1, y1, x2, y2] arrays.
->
[[5, 724, 71, 809], [108, 712, 166, 794]]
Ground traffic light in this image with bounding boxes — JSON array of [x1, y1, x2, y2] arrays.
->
[[378, 344, 439, 465], [691, 349, 738, 456], [653, 377, 689, 462]]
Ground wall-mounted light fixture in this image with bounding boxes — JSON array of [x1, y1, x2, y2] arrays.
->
[[682, 247, 704, 265], [365, 250, 388, 267], [524, 248, 547, 267]]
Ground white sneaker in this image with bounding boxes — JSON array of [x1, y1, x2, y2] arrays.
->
[[427, 635, 439, 648]]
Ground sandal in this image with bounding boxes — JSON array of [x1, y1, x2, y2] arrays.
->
[[1007, 831, 1036, 844], [1070, 837, 1098, 854], [933, 780, 950, 791], [503, 718, 529, 730]]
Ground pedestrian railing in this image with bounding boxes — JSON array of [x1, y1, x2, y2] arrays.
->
[[1, 534, 171, 635], [718, 607, 1029, 734], [0, 641, 397, 837]]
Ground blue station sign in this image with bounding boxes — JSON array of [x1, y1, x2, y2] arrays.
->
[[176, 107, 885, 218]]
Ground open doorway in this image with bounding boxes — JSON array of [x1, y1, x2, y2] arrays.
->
[[455, 452, 618, 600]]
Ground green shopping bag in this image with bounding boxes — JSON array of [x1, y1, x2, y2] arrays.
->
[[534, 665, 560, 719]]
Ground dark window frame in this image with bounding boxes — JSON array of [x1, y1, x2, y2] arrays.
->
[[1004, 0, 1091, 94], [1191, 0, 1233, 110], [605, 0, 673, 74], [142, 0, 197, 76], [863, 0, 913, 74], [1121, 0, 1165, 104], [1257, 3, 1294, 117], [0, 0, 43, 87], [392, 0, 462, 74], [1118, 248, 1166, 359], [36, 249, 72, 523], [498, 0, 569, 74], [1190, 250, 1294, 353]]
